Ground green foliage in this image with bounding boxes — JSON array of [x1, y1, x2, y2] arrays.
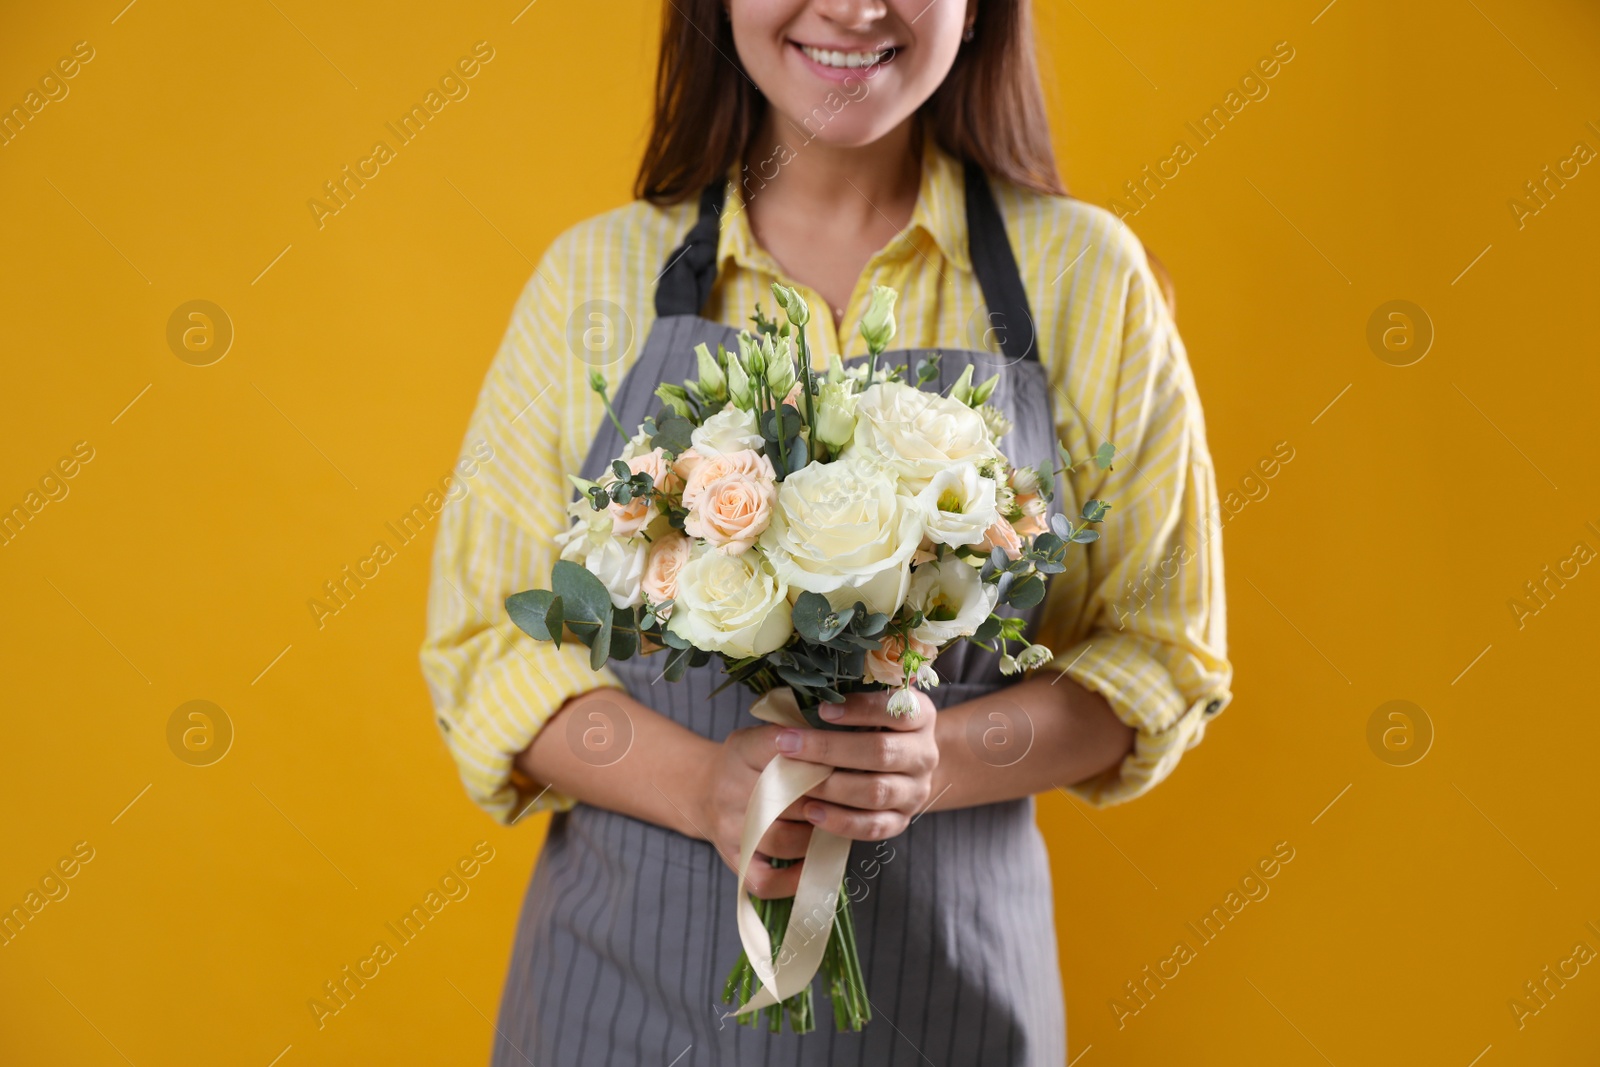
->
[[551, 560, 616, 670], [648, 411, 694, 456], [506, 589, 562, 647], [760, 404, 808, 479]]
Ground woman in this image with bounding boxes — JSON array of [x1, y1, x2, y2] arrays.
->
[[422, 1, 1232, 1063]]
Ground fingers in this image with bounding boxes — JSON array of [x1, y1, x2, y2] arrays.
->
[[804, 770, 926, 815], [816, 689, 936, 731], [743, 854, 804, 899], [800, 799, 907, 842], [773, 724, 938, 775], [756, 818, 812, 861]]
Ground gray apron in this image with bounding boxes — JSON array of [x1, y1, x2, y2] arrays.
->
[[493, 162, 1069, 1066]]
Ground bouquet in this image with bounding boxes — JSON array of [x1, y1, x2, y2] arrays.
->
[[506, 282, 1113, 1033]]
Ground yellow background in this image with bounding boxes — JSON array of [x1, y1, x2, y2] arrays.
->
[[4, 1, 1598, 1063]]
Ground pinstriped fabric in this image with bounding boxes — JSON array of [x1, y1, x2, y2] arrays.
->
[[421, 134, 1230, 826]]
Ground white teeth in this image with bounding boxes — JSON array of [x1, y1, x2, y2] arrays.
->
[[800, 44, 888, 69]]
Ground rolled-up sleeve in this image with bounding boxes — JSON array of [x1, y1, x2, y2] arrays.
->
[[420, 248, 622, 825], [1041, 235, 1232, 807]]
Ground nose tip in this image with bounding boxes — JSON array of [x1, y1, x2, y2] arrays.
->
[[812, 0, 890, 33]]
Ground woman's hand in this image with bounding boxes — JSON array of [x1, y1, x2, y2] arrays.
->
[[696, 722, 816, 900], [693, 688, 939, 899], [780, 688, 939, 841]]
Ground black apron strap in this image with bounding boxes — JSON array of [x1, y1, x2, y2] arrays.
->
[[963, 159, 1038, 363], [654, 180, 727, 319]]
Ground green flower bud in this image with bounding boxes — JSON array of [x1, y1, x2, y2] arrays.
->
[[827, 351, 848, 383], [654, 382, 691, 418], [948, 364, 976, 406], [739, 332, 766, 379], [970, 371, 1000, 406], [765, 333, 796, 399], [814, 379, 859, 449], [726, 345, 754, 409], [771, 282, 810, 328], [693, 342, 725, 397], [859, 285, 898, 354]]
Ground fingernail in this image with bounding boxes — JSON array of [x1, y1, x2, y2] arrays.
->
[[804, 803, 826, 822], [819, 703, 845, 721], [776, 729, 802, 754]]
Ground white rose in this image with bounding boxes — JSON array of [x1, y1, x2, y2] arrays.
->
[[690, 405, 763, 457], [759, 457, 924, 615], [845, 382, 1003, 493], [905, 559, 998, 644], [915, 462, 999, 548], [666, 547, 793, 657]]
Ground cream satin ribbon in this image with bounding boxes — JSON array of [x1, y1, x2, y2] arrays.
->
[[727, 687, 853, 1017]]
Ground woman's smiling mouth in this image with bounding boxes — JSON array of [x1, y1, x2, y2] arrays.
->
[[792, 40, 898, 72]]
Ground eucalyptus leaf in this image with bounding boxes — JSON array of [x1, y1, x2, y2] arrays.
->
[[650, 411, 694, 455], [1094, 442, 1117, 470], [608, 605, 639, 660], [506, 590, 560, 645], [776, 664, 829, 688], [791, 591, 834, 642], [664, 644, 692, 682], [1072, 529, 1101, 544], [1007, 575, 1046, 609]]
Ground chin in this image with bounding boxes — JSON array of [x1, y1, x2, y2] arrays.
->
[[770, 105, 908, 150]]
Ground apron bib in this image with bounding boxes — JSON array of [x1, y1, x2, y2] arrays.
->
[[493, 161, 1069, 1067]]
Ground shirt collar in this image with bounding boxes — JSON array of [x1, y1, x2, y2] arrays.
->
[[717, 130, 973, 277]]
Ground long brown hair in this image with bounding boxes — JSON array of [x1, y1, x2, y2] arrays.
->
[[634, 0, 1067, 204]]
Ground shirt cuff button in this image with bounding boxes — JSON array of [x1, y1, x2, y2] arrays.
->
[[1203, 698, 1224, 716]]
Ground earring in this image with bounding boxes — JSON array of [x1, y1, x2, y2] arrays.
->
[[962, 22, 975, 42]]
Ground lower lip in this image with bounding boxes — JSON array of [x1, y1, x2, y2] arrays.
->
[[789, 41, 894, 83]]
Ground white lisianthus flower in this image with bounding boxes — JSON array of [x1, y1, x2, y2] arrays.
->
[[666, 547, 793, 657], [845, 382, 1003, 493], [904, 559, 999, 644], [915, 461, 999, 548], [691, 405, 763, 457], [760, 457, 924, 616], [618, 427, 655, 461]]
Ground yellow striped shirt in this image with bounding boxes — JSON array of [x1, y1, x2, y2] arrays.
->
[[421, 135, 1232, 824]]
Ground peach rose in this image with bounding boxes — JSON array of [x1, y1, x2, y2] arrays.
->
[[864, 633, 938, 687], [672, 447, 704, 483], [607, 448, 679, 538], [978, 516, 1023, 560], [642, 532, 692, 615], [682, 449, 778, 555]]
